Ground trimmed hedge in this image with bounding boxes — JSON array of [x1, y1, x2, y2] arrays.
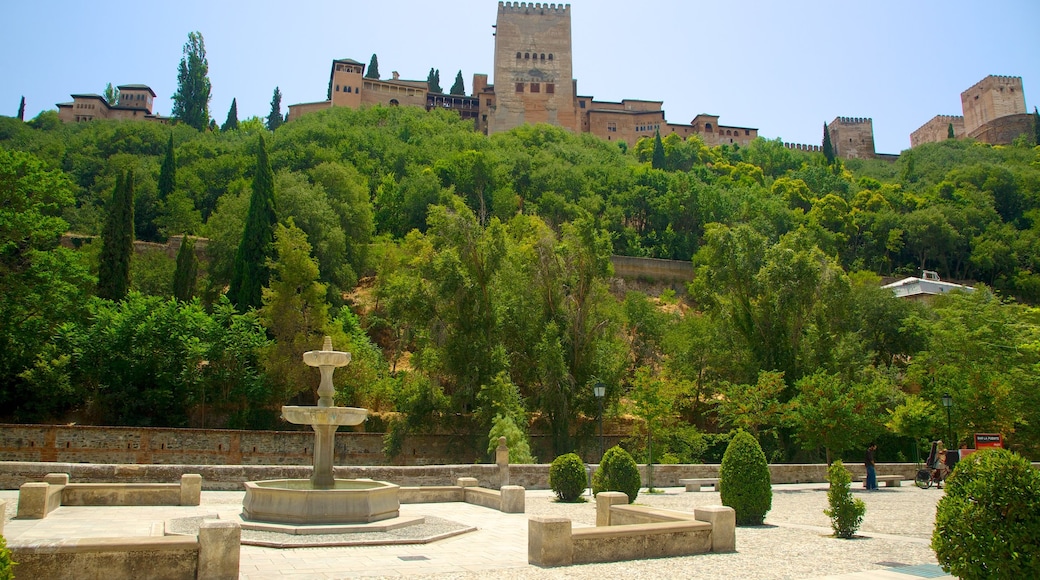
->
[[593, 445, 641, 503], [932, 448, 1040, 579], [549, 453, 587, 502], [719, 430, 772, 525]]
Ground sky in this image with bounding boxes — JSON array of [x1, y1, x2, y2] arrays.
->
[[3, 0, 1038, 154]]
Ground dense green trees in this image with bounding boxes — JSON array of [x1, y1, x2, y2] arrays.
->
[[427, 68, 442, 93], [228, 135, 276, 312], [97, 170, 134, 301], [171, 31, 211, 130], [2, 102, 1039, 461]]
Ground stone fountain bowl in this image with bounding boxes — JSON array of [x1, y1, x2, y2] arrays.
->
[[281, 405, 368, 426], [242, 479, 400, 524]]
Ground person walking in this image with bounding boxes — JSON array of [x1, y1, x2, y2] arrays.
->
[[865, 442, 878, 490]]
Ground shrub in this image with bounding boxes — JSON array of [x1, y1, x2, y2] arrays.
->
[[932, 449, 1040, 579], [718, 430, 772, 525], [592, 445, 641, 503], [0, 534, 14, 580], [549, 453, 588, 502], [824, 460, 866, 538], [487, 414, 536, 464]]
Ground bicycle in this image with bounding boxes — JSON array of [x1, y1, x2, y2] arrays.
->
[[914, 464, 949, 489]]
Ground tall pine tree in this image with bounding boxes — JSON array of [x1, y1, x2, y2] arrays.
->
[[1034, 106, 1040, 145], [267, 87, 283, 131], [172, 235, 198, 302], [365, 54, 380, 79], [17, 96, 25, 121], [159, 133, 176, 201], [651, 130, 666, 169], [221, 98, 239, 132], [427, 68, 442, 93], [450, 70, 465, 95], [228, 135, 277, 312], [97, 170, 135, 301], [171, 31, 212, 130], [948, 122, 956, 139], [822, 122, 835, 165]]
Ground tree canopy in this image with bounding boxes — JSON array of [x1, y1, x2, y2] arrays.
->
[[171, 31, 211, 130]]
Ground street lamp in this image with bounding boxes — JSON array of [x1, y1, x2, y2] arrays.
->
[[594, 381, 606, 460], [941, 393, 953, 446]]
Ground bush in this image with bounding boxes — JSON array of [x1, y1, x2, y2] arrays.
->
[[932, 449, 1040, 579], [592, 445, 641, 503], [487, 414, 536, 464], [0, 534, 14, 580], [549, 453, 588, 502], [718, 430, 772, 525], [824, 460, 866, 538]]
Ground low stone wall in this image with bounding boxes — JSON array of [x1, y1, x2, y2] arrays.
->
[[7, 519, 240, 580], [0, 461, 923, 491]]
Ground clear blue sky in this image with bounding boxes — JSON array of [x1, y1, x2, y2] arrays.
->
[[4, 1, 1037, 154]]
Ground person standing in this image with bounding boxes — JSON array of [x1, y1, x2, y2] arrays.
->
[[865, 442, 878, 490]]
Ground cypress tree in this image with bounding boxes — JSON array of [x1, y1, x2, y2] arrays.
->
[[267, 87, 283, 131], [221, 98, 239, 132], [947, 122, 955, 139], [172, 235, 198, 302], [651, 130, 666, 169], [97, 170, 135, 301], [159, 133, 175, 201], [365, 54, 380, 79], [1033, 106, 1040, 145], [450, 70, 465, 95], [228, 135, 277, 312], [427, 68, 443, 93], [822, 122, 835, 165], [17, 96, 25, 121], [171, 31, 211, 131]]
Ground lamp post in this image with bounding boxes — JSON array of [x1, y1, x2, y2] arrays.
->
[[941, 392, 953, 447], [594, 381, 605, 460]]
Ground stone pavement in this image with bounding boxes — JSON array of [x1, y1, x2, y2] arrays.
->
[[1, 484, 955, 580]]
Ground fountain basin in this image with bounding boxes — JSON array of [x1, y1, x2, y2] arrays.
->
[[281, 405, 368, 426], [242, 479, 400, 524]]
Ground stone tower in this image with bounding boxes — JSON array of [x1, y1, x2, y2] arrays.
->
[[488, 2, 578, 134], [330, 59, 365, 109], [828, 117, 876, 159], [961, 75, 1027, 138]]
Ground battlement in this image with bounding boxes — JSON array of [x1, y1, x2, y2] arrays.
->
[[784, 143, 821, 153], [835, 116, 872, 125], [499, 2, 569, 14], [962, 74, 1023, 94]]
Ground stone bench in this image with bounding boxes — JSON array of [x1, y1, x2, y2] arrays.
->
[[17, 473, 202, 519], [679, 477, 718, 492], [7, 519, 239, 580], [399, 478, 525, 513], [875, 475, 902, 487], [529, 491, 735, 567]]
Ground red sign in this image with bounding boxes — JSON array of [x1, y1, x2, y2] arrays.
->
[[974, 433, 1004, 449]]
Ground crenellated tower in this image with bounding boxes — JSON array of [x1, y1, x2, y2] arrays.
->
[[488, 2, 578, 134], [828, 116, 876, 160]]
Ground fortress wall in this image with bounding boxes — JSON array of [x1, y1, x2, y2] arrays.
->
[[910, 115, 965, 148], [967, 113, 1034, 145]]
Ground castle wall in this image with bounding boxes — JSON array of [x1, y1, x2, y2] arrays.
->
[[360, 80, 428, 108], [489, 2, 579, 134], [967, 113, 1034, 145], [961, 75, 1026, 136], [828, 117, 876, 159], [910, 114, 964, 148], [287, 100, 331, 122]]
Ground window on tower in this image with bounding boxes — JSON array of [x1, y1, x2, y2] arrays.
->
[[515, 83, 524, 93], [530, 83, 540, 93], [546, 84, 554, 94]]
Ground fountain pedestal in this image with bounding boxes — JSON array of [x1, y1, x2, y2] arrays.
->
[[242, 337, 401, 525]]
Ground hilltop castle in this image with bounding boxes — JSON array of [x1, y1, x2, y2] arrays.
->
[[55, 3, 1031, 156]]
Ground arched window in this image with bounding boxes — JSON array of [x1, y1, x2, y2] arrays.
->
[[516, 52, 522, 59], [540, 53, 545, 60], [525, 53, 530, 59], [705, 123, 712, 131], [548, 54, 553, 60], [389, 99, 399, 106]]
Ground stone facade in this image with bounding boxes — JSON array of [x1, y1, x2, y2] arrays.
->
[[828, 117, 876, 160], [57, 84, 167, 124], [910, 114, 965, 147]]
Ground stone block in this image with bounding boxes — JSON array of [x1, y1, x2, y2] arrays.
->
[[695, 505, 736, 552], [198, 519, 241, 580], [595, 491, 628, 526], [528, 516, 572, 567], [43, 473, 70, 485], [17, 482, 52, 519], [180, 474, 202, 505], [500, 485, 525, 513], [456, 477, 478, 488]]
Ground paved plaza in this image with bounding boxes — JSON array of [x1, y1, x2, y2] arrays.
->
[[1, 483, 954, 579]]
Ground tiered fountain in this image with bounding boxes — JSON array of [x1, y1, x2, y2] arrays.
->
[[241, 336, 400, 525]]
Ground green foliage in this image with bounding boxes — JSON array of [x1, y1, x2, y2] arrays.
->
[[549, 452, 588, 501], [450, 70, 465, 95], [172, 235, 198, 301], [932, 449, 1040, 579], [822, 123, 835, 164], [948, 123, 955, 140], [0, 533, 15, 580], [17, 95, 25, 121], [488, 414, 535, 463], [159, 133, 176, 200], [221, 98, 239, 132], [97, 170, 135, 301], [824, 460, 866, 538], [427, 68, 442, 93], [171, 31, 211, 130], [267, 87, 283, 131], [592, 445, 641, 503], [719, 430, 772, 525], [104, 83, 118, 106], [366, 54, 380, 79], [228, 135, 276, 312]]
